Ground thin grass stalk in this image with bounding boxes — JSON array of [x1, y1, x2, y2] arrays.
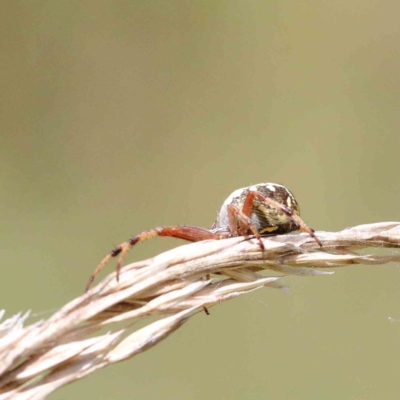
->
[[1, 222, 400, 399]]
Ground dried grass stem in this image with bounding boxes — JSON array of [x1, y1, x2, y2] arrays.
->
[[1, 222, 400, 399]]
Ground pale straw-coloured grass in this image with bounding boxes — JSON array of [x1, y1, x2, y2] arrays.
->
[[1, 221, 400, 399]]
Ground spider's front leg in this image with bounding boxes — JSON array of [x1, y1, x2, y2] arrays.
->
[[86, 225, 217, 291], [226, 189, 321, 248], [250, 191, 322, 247], [227, 204, 265, 250]]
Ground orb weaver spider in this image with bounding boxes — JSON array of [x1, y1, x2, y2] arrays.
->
[[86, 182, 321, 292]]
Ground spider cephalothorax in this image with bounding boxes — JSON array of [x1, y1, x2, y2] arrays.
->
[[86, 182, 321, 291]]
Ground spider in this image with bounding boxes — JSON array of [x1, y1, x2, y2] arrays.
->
[[86, 182, 321, 292]]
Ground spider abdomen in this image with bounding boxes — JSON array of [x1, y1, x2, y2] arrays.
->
[[211, 183, 301, 236]]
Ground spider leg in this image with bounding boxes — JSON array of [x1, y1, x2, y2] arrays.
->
[[249, 191, 322, 247], [86, 225, 217, 291], [227, 204, 265, 250], [284, 211, 322, 246]]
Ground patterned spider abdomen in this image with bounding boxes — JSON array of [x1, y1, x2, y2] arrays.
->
[[211, 183, 301, 237]]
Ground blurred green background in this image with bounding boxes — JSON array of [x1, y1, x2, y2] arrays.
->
[[1, 1, 400, 399]]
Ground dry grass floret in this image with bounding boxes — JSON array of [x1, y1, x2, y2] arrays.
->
[[1, 222, 400, 399]]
